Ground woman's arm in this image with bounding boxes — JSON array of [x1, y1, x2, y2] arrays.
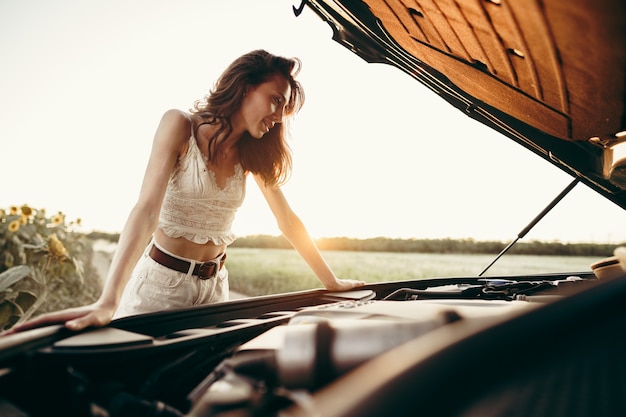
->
[[253, 174, 365, 291], [7, 109, 190, 333], [96, 110, 189, 314]]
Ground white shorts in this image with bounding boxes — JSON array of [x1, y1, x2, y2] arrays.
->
[[113, 243, 229, 319]]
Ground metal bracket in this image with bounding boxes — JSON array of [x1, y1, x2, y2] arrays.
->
[[293, 0, 307, 17]]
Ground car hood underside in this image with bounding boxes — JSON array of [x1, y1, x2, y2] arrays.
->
[[304, 0, 626, 208]]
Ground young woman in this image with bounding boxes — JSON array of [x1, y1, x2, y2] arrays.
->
[[11, 50, 364, 333]]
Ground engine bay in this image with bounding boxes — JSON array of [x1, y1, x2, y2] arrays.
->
[[0, 273, 606, 417]]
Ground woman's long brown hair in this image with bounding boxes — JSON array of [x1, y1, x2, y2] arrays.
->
[[191, 50, 305, 188]]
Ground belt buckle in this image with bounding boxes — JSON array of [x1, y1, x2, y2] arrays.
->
[[196, 260, 219, 280]]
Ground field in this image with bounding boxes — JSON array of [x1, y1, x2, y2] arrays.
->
[[225, 248, 600, 296]]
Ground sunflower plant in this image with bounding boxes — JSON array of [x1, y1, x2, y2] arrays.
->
[[0, 205, 101, 330]]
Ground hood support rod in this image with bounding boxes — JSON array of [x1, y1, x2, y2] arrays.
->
[[478, 178, 580, 276]]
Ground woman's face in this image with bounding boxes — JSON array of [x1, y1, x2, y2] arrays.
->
[[239, 74, 291, 139]]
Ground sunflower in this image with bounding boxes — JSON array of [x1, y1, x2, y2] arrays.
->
[[51, 213, 65, 225], [20, 205, 33, 216], [8, 219, 20, 233], [48, 233, 69, 259]]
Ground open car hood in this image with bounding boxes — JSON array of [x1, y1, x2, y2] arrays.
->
[[1, 3, 626, 417], [301, 0, 626, 209]]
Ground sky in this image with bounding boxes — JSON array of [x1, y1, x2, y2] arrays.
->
[[1, 0, 625, 244]]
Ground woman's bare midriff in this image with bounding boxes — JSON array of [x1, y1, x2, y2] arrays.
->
[[154, 229, 227, 261]]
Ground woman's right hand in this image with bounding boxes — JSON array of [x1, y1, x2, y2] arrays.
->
[[3, 302, 116, 335]]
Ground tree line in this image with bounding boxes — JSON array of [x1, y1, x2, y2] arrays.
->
[[88, 231, 623, 257], [234, 235, 622, 257]]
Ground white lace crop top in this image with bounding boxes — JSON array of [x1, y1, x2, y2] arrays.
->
[[158, 133, 246, 246]]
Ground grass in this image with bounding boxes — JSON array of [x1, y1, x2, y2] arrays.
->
[[225, 248, 600, 296]]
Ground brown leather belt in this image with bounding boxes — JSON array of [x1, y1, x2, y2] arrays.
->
[[148, 244, 226, 280]]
